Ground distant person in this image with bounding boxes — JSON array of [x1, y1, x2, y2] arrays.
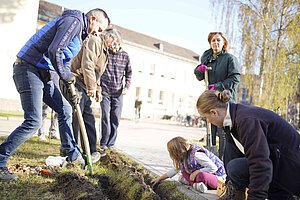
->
[[60, 28, 116, 163], [38, 103, 59, 140], [196, 90, 300, 199], [100, 28, 132, 150], [134, 97, 142, 119], [194, 32, 240, 159], [38, 71, 60, 140], [151, 136, 226, 193], [0, 8, 110, 182]]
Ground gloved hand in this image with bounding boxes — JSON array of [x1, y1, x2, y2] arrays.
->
[[208, 84, 216, 90], [66, 76, 76, 85], [196, 64, 208, 73]]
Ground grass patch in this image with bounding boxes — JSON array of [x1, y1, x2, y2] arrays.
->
[[0, 136, 189, 200], [0, 111, 23, 118]]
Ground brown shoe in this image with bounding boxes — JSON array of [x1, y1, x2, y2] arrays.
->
[[218, 180, 246, 200]]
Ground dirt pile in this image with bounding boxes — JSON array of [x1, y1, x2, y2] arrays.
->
[[47, 150, 187, 200]]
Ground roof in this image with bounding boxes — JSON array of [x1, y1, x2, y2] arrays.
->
[[114, 25, 200, 61]]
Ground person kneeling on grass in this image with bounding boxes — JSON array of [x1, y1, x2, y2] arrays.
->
[[151, 136, 226, 193]]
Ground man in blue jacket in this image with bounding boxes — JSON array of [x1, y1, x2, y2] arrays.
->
[[0, 8, 110, 182]]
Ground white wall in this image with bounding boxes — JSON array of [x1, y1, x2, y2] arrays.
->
[[0, 0, 39, 99], [121, 41, 205, 120]]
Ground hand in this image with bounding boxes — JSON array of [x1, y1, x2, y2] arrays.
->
[[122, 88, 127, 95], [67, 83, 79, 106], [95, 91, 102, 102], [70, 92, 79, 105], [66, 76, 76, 85], [151, 178, 161, 187], [87, 89, 96, 98], [208, 84, 216, 90], [189, 170, 200, 182], [196, 64, 208, 73]]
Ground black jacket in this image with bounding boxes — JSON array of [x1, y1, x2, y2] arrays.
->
[[229, 103, 300, 199], [194, 49, 240, 101]]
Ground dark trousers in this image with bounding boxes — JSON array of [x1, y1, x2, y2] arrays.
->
[[227, 157, 298, 199], [72, 84, 97, 154], [211, 124, 226, 159], [60, 82, 97, 154], [100, 94, 123, 148]]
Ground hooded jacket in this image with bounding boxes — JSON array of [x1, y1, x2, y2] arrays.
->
[[194, 49, 240, 101], [17, 10, 85, 82], [71, 34, 108, 92]]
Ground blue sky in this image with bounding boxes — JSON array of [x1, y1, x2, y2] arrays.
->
[[47, 0, 220, 55]]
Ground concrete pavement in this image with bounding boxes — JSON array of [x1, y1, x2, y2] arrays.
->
[[0, 116, 218, 199]]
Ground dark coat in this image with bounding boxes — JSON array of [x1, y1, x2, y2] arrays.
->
[[229, 102, 300, 199], [194, 49, 240, 101]]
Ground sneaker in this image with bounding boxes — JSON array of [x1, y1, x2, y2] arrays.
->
[[0, 167, 18, 182], [101, 145, 108, 150], [38, 135, 46, 141], [48, 132, 58, 139], [60, 148, 68, 157], [193, 182, 207, 193], [218, 180, 246, 200], [178, 175, 189, 185], [91, 152, 101, 164], [71, 154, 85, 165]]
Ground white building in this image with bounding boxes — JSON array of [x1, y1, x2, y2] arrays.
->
[[0, 0, 206, 120], [116, 25, 205, 120]]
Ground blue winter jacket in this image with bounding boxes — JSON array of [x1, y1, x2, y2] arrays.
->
[[17, 10, 85, 81]]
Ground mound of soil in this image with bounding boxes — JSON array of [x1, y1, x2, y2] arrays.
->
[[51, 172, 106, 200], [48, 150, 187, 200]]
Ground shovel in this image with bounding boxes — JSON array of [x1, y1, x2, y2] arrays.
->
[[69, 83, 93, 174], [204, 67, 212, 149]]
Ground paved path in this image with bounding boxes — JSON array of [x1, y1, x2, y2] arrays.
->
[[0, 116, 218, 199]]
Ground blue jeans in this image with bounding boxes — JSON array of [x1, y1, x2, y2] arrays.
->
[[0, 61, 81, 167], [71, 83, 97, 154], [100, 94, 123, 148]]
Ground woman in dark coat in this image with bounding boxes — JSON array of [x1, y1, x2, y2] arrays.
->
[[196, 90, 300, 200], [194, 32, 240, 159]]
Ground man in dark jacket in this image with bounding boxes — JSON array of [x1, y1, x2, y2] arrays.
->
[[0, 8, 110, 182]]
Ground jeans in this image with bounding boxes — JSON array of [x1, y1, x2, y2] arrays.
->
[[0, 61, 81, 167], [71, 83, 97, 154], [100, 94, 123, 148]]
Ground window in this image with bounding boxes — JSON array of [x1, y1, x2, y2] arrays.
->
[[171, 68, 176, 80], [159, 91, 165, 105], [138, 61, 144, 73], [147, 89, 153, 103], [135, 87, 141, 98], [150, 64, 155, 75], [161, 66, 166, 78]]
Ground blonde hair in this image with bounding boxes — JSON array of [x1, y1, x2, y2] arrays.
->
[[196, 90, 231, 114], [207, 32, 229, 52], [167, 136, 192, 173]]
